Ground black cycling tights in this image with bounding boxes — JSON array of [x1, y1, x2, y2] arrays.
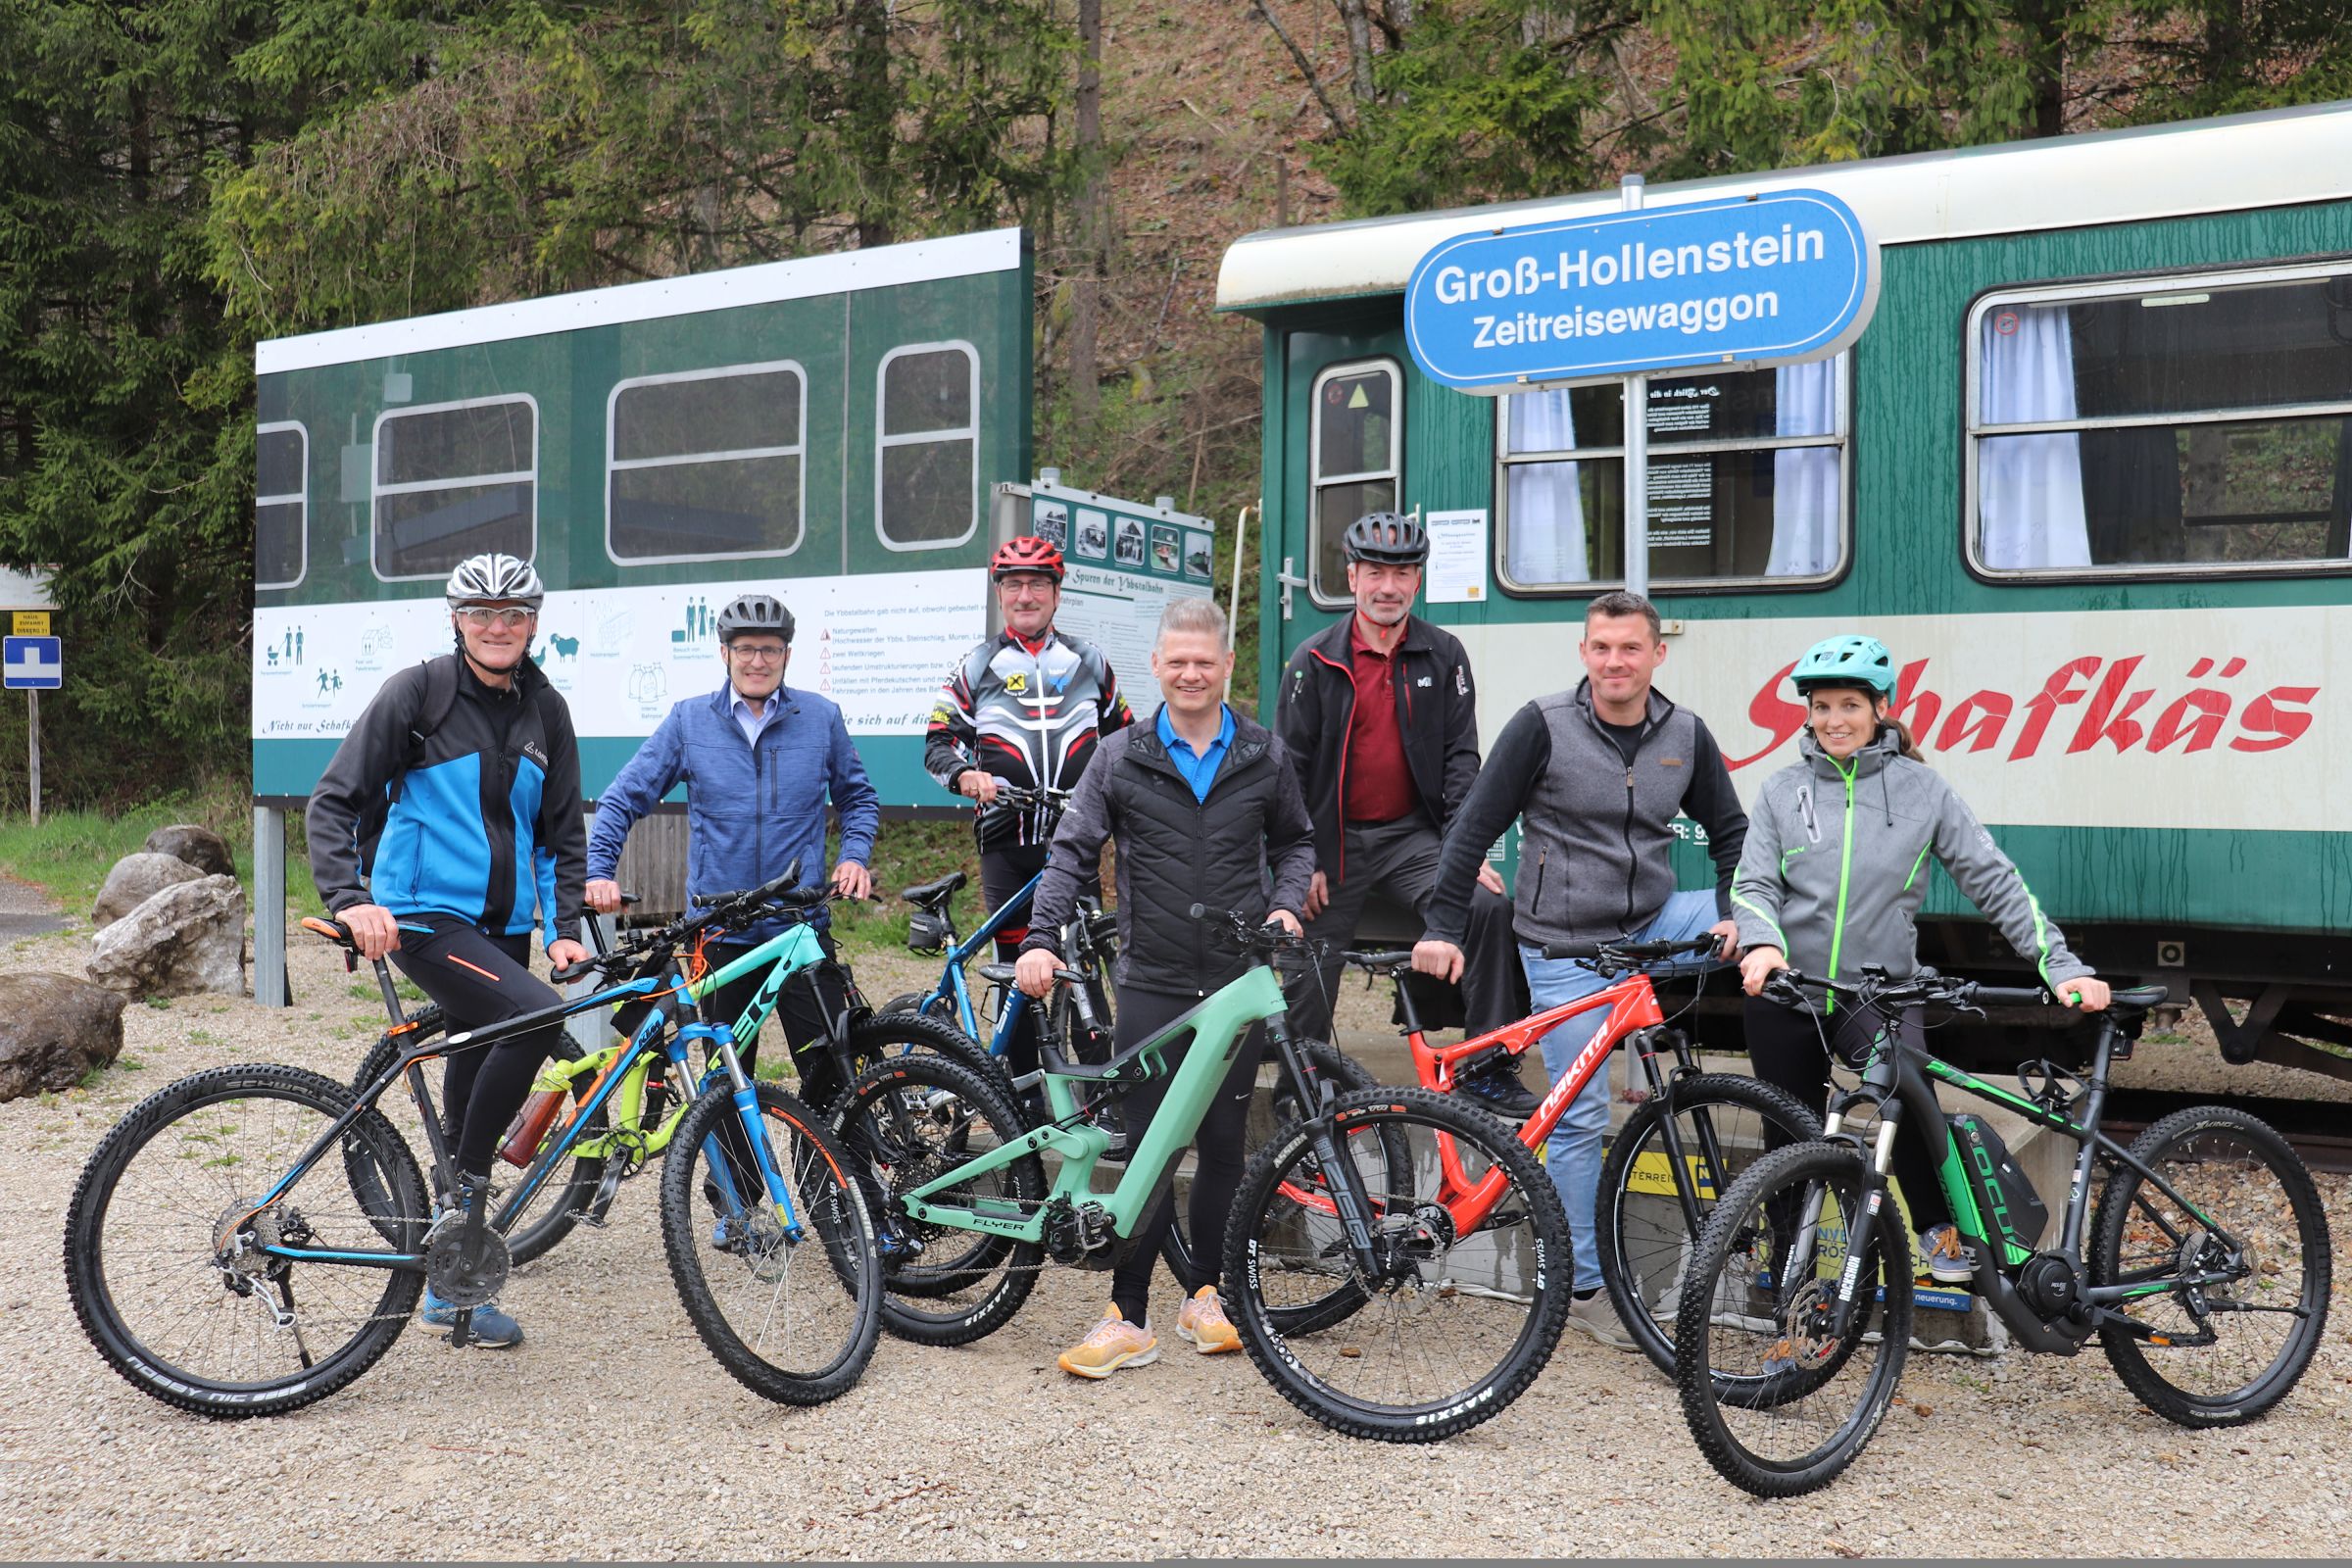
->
[[1108, 985, 1265, 1329], [390, 914, 568, 1183]]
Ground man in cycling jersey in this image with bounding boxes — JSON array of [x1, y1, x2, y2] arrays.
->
[[585, 592, 878, 1108], [307, 551, 589, 1348], [1276, 510, 1532, 1116], [925, 536, 1133, 1071], [1414, 590, 1747, 1351]]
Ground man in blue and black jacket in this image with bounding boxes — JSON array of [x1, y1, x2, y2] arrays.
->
[[585, 592, 879, 1107], [308, 551, 589, 1348]]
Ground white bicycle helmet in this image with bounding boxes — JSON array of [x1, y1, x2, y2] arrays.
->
[[445, 552, 545, 611]]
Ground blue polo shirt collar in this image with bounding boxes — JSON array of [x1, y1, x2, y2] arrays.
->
[[1155, 703, 1235, 802]]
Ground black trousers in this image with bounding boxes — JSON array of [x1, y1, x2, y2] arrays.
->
[[978, 842, 1050, 1073], [388, 915, 565, 1181], [1289, 816, 1526, 1043], [1742, 997, 1954, 1234], [1109, 985, 1265, 1327], [701, 929, 854, 1192]]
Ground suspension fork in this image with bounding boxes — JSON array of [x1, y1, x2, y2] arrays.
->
[[1267, 1013, 1387, 1277], [1627, 1024, 1729, 1237], [1815, 1108, 1903, 1341], [692, 1022, 807, 1242]]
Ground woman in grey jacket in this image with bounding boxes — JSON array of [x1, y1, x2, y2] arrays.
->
[[1729, 634, 2112, 1285]]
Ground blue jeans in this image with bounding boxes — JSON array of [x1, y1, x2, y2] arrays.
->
[[1524, 890, 1727, 1292]]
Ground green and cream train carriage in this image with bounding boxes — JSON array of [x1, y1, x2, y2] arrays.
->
[[248, 228, 1032, 1000], [1217, 103, 2352, 1077]]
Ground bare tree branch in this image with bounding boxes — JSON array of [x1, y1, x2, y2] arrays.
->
[[1250, 0, 1349, 132]]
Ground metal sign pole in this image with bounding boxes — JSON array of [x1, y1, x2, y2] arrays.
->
[[24, 690, 37, 826], [1620, 172, 1649, 601]]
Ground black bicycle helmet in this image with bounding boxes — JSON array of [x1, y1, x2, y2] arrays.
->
[[1342, 511, 1428, 565], [715, 592, 794, 645]]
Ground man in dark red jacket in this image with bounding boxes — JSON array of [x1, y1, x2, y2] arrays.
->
[[1275, 512, 1532, 1115]]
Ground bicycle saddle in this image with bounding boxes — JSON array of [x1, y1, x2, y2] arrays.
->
[[899, 871, 967, 908], [2101, 984, 2170, 1017]]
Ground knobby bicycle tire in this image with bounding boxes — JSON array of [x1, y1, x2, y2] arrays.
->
[[1596, 1073, 1823, 1378], [1225, 1087, 1572, 1444], [658, 1080, 883, 1405], [830, 1050, 1046, 1347], [66, 1063, 428, 1419], [1673, 1142, 1913, 1496], [2089, 1103, 2331, 1427]]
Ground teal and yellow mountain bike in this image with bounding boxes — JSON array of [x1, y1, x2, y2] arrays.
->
[[63, 868, 883, 1417], [1673, 965, 2332, 1495], [828, 905, 1575, 1443]]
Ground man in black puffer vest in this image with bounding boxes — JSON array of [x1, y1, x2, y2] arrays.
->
[[1018, 596, 1315, 1382]]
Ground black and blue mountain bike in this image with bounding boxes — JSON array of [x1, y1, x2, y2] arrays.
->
[[63, 866, 883, 1417]]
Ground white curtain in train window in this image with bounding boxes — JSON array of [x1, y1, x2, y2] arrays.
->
[[1767, 360, 1838, 575], [1505, 388, 1588, 583], [1977, 304, 2092, 568]]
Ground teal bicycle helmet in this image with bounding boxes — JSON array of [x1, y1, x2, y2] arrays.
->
[[1790, 634, 1895, 698]]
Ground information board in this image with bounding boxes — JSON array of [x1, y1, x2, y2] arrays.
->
[[1023, 479, 1214, 685]]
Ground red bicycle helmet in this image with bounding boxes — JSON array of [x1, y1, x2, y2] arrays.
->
[[991, 535, 1066, 582]]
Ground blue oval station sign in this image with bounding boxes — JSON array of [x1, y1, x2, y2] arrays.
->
[[1403, 189, 1878, 392]]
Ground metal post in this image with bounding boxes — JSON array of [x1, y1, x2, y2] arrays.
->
[[24, 690, 37, 826], [253, 805, 286, 1006], [1620, 172, 1649, 601], [1224, 503, 1252, 702]]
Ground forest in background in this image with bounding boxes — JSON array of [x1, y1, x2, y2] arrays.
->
[[1, 0, 2347, 808]]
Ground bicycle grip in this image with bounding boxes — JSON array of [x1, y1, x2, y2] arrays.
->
[[550, 956, 600, 985], [1541, 941, 1601, 960], [1970, 983, 2056, 1008]]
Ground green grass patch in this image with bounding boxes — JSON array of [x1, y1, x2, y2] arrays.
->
[[827, 817, 982, 957], [0, 774, 311, 914]]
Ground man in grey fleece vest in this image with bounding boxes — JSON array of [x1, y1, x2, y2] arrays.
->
[[1416, 592, 1747, 1350]]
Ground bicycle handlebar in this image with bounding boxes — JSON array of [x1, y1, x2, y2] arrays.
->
[[1542, 935, 1718, 963], [1188, 904, 1305, 952], [1763, 966, 2061, 1015]]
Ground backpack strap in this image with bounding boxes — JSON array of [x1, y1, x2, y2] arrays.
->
[[406, 656, 462, 768]]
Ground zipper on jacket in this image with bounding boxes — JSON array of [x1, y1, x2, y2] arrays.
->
[[1825, 760, 1859, 1014]]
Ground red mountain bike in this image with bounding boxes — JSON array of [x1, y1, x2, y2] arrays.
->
[[1328, 936, 1820, 1375]]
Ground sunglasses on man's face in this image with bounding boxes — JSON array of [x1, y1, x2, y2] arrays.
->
[[456, 607, 535, 629]]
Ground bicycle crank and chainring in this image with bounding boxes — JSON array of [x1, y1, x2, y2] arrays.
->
[[424, 1226, 512, 1308]]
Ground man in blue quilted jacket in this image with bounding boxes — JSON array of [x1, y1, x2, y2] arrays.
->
[[586, 592, 879, 1105]]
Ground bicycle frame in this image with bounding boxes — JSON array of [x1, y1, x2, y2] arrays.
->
[[242, 920, 832, 1276], [914, 873, 1042, 1053], [895, 958, 1384, 1272], [1792, 1000, 2233, 1356]]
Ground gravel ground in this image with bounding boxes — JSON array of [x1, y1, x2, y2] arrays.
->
[[3, 911, 2349, 1560]]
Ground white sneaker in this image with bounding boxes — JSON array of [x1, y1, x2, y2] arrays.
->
[[1567, 1291, 1638, 1351]]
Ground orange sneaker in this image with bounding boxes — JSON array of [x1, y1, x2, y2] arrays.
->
[[1057, 1305, 1159, 1379], [1174, 1285, 1242, 1354]]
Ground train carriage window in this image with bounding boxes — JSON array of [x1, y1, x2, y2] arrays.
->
[[1969, 263, 2352, 577], [1308, 360, 1401, 602], [876, 342, 980, 551], [1495, 358, 1848, 593], [608, 363, 806, 563], [370, 396, 536, 580], [256, 422, 307, 590]]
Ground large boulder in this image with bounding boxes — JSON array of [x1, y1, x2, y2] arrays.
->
[[143, 823, 235, 879], [91, 853, 204, 929], [87, 875, 247, 999], [0, 973, 127, 1101]]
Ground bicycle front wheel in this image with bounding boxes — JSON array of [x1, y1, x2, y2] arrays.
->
[[1597, 1073, 1822, 1377], [2090, 1104, 2331, 1427], [659, 1081, 882, 1405], [1673, 1142, 1912, 1497], [64, 1064, 428, 1419], [1225, 1087, 1571, 1443]]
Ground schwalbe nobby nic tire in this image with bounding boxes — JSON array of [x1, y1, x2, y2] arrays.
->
[[65, 1063, 428, 1419]]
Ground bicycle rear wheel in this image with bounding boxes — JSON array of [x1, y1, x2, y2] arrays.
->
[[830, 1051, 1046, 1346], [2090, 1104, 2331, 1427], [1597, 1074, 1822, 1377], [1224, 1087, 1571, 1443], [659, 1081, 881, 1405], [64, 1064, 428, 1418], [1673, 1142, 1912, 1496]]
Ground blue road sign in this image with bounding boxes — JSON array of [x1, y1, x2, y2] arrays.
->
[[1404, 189, 1879, 392], [2, 635, 61, 690]]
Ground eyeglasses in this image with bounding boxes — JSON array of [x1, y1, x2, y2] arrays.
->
[[727, 644, 788, 663], [456, 607, 535, 629]]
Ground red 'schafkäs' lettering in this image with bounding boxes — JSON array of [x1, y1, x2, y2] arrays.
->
[[1723, 652, 2319, 769]]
